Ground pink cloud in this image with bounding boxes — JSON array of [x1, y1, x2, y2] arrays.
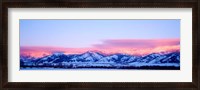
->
[[93, 39, 180, 49], [20, 39, 180, 58]]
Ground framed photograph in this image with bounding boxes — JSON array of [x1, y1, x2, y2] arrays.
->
[[1, 0, 199, 89]]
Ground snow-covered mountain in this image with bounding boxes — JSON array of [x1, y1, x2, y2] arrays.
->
[[20, 51, 180, 69]]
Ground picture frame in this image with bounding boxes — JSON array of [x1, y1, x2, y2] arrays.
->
[[1, 0, 199, 89]]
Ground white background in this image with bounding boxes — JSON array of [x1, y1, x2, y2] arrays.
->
[[8, 8, 192, 82]]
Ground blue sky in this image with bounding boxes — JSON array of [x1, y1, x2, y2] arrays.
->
[[20, 19, 180, 48]]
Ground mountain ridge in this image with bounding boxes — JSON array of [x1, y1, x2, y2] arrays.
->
[[20, 51, 180, 70]]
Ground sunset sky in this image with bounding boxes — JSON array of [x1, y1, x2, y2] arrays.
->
[[20, 20, 180, 58]]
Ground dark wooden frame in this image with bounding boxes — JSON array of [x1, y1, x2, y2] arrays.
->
[[0, 0, 199, 89]]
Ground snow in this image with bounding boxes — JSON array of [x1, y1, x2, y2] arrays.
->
[[129, 62, 179, 67], [53, 52, 65, 56]]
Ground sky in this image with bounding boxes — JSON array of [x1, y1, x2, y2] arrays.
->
[[20, 20, 180, 57]]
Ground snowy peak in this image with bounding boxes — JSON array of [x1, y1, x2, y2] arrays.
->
[[52, 52, 66, 56], [79, 51, 104, 60], [145, 53, 161, 58]]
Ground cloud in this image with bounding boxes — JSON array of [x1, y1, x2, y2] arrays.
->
[[20, 39, 180, 57], [20, 46, 93, 58], [93, 39, 180, 49]]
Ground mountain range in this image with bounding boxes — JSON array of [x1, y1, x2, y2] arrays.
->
[[20, 51, 180, 70]]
